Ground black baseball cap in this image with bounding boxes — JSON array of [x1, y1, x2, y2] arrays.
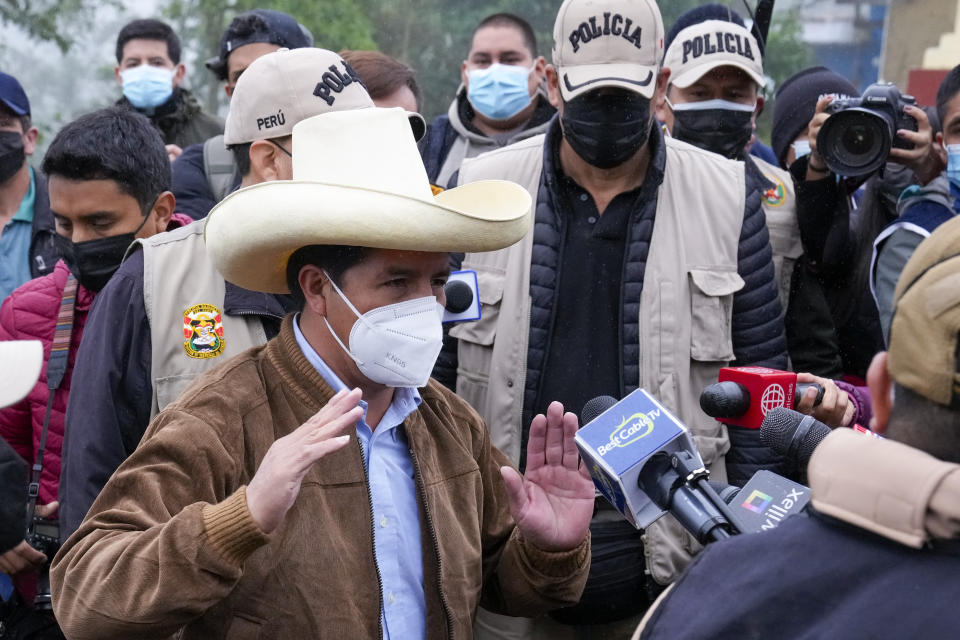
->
[[206, 9, 313, 80], [0, 72, 30, 117]]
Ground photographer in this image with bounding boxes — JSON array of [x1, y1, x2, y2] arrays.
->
[[772, 68, 934, 381]]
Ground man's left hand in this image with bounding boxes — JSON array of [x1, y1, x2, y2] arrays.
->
[[500, 401, 594, 552]]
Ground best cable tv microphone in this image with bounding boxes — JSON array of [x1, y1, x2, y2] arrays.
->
[[699, 366, 825, 429], [576, 391, 739, 543]]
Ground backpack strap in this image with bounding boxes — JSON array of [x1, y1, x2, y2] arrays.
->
[[203, 135, 237, 203]]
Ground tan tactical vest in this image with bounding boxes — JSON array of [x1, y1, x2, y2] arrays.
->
[[753, 156, 803, 311], [132, 219, 266, 417], [452, 134, 747, 583]]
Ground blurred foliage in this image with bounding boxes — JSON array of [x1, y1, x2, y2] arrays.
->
[[0, 0, 812, 147], [0, 0, 110, 51]]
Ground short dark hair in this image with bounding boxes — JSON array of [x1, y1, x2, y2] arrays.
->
[[887, 383, 960, 464], [936, 65, 960, 128], [228, 133, 291, 179], [42, 107, 171, 213], [340, 50, 421, 110], [116, 19, 181, 65], [473, 13, 538, 57], [286, 245, 370, 306], [0, 103, 29, 133]]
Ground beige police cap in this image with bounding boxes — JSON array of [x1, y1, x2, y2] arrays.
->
[[552, 0, 665, 100], [663, 20, 765, 89], [224, 47, 375, 145]]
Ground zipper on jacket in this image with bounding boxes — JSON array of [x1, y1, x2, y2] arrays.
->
[[410, 445, 454, 640], [358, 437, 386, 640]]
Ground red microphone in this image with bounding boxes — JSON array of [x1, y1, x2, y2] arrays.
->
[[699, 367, 824, 430]]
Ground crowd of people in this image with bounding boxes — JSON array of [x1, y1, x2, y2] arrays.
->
[[0, 0, 958, 638]]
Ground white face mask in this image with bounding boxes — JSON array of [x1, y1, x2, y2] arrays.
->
[[322, 271, 444, 388]]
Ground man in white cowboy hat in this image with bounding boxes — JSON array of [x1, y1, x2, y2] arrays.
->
[[437, 0, 789, 636], [50, 107, 593, 639], [57, 47, 426, 543]]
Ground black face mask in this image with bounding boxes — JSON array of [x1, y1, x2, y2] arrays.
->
[[670, 102, 754, 160], [0, 131, 25, 183], [561, 90, 652, 169], [54, 214, 150, 292]]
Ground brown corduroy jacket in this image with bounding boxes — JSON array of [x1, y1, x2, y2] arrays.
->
[[50, 316, 590, 639]]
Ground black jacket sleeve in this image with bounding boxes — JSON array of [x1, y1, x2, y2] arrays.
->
[[170, 143, 217, 221], [790, 158, 855, 273], [0, 436, 26, 553], [731, 179, 788, 369], [59, 251, 153, 540]]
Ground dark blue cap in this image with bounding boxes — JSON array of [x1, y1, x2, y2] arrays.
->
[[0, 72, 29, 117], [206, 9, 313, 80]]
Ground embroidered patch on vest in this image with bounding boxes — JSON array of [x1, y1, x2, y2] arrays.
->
[[761, 173, 787, 208], [183, 304, 226, 359]]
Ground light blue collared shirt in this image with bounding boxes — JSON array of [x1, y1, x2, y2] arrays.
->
[[0, 167, 35, 302], [293, 317, 425, 639]]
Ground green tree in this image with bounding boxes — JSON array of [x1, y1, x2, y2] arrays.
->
[[0, 0, 109, 51]]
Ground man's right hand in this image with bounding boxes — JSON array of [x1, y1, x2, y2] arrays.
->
[[246, 388, 363, 533]]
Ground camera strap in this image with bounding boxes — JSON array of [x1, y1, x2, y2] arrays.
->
[[25, 274, 77, 531]]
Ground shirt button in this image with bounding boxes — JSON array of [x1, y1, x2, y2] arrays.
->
[[380, 516, 389, 528], [588, 216, 597, 224], [388, 592, 396, 604], [579, 193, 589, 202]]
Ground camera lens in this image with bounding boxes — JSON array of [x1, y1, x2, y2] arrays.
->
[[841, 124, 876, 157], [818, 109, 891, 177]]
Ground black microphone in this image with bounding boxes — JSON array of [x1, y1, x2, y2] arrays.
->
[[443, 279, 474, 313], [760, 407, 831, 479], [581, 395, 617, 425]]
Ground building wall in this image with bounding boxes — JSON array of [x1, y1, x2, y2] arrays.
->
[[882, 0, 958, 88]]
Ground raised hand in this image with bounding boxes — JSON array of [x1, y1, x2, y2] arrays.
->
[[246, 388, 363, 533], [500, 401, 594, 552]]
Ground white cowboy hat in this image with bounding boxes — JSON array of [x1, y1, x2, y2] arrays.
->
[[205, 107, 532, 293], [0, 340, 43, 408]]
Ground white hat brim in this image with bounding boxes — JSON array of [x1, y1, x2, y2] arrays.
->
[[205, 179, 532, 293], [558, 63, 659, 100], [670, 60, 765, 90], [0, 341, 43, 408]]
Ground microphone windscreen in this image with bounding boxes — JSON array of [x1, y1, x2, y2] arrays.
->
[[443, 280, 474, 313], [699, 381, 751, 418], [761, 407, 831, 468], [581, 395, 618, 426]]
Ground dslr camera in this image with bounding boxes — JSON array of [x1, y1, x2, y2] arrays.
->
[[816, 83, 917, 177], [24, 515, 59, 610]]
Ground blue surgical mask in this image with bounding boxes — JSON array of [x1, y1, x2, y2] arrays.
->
[[792, 139, 811, 160], [121, 65, 174, 109], [466, 63, 533, 121], [946, 144, 960, 190]]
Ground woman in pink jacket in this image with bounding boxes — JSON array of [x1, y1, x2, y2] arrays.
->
[[0, 107, 191, 607]]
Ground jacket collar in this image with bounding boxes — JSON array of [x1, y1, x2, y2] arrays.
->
[[447, 85, 555, 144], [809, 429, 960, 548], [223, 282, 294, 319]]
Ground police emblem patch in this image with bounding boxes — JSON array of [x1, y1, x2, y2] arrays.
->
[[762, 173, 787, 208], [183, 304, 226, 359]]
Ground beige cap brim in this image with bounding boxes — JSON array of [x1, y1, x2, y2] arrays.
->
[[670, 60, 765, 90], [558, 62, 659, 100], [205, 179, 532, 294], [0, 340, 43, 409]]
